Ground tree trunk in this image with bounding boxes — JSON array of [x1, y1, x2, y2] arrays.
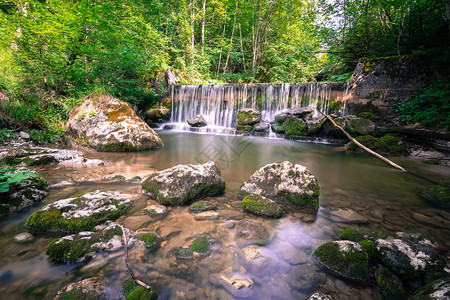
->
[[201, 0, 206, 54], [191, 0, 196, 65], [223, 0, 238, 74], [239, 23, 246, 73], [216, 5, 227, 78]]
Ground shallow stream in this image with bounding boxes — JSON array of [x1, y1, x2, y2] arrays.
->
[[0, 131, 449, 299]]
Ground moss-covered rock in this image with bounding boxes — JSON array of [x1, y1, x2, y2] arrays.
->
[[145, 107, 171, 123], [340, 227, 389, 242], [142, 161, 225, 205], [54, 277, 107, 300], [138, 233, 159, 249], [345, 115, 377, 136], [253, 122, 270, 133], [187, 115, 207, 127], [0, 167, 48, 216], [323, 117, 347, 138], [375, 237, 447, 280], [46, 224, 124, 263], [345, 135, 408, 155], [242, 194, 284, 218], [410, 277, 450, 300], [237, 108, 261, 126], [376, 267, 406, 300], [358, 240, 376, 259], [189, 201, 216, 213], [122, 278, 158, 300], [191, 236, 210, 254], [313, 240, 369, 283], [25, 190, 131, 233], [306, 117, 327, 135], [239, 161, 320, 209], [284, 115, 307, 136], [236, 125, 253, 132], [64, 94, 163, 152], [419, 183, 450, 210]]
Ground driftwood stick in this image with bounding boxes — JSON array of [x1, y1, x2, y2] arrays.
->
[[120, 225, 152, 290], [320, 112, 408, 172]]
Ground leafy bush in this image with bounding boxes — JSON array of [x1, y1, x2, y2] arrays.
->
[[329, 72, 353, 82], [396, 80, 450, 131]]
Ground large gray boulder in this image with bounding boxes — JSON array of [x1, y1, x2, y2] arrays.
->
[[374, 237, 446, 280], [142, 161, 225, 205], [323, 115, 376, 138], [65, 94, 163, 151], [25, 190, 132, 233], [239, 161, 320, 209], [237, 108, 261, 126], [0, 167, 48, 216], [187, 115, 207, 127], [410, 277, 450, 300]]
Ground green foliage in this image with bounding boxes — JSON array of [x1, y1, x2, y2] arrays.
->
[[0, 168, 38, 193], [329, 72, 353, 82], [396, 80, 450, 131]]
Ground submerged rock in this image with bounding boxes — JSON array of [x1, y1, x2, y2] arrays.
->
[[25, 190, 131, 233], [346, 135, 407, 155], [46, 223, 126, 263], [242, 194, 284, 218], [209, 273, 254, 298], [307, 292, 334, 300], [320, 208, 369, 224], [142, 161, 225, 205], [144, 204, 168, 216], [189, 201, 216, 213], [340, 227, 389, 242], [314, 240, 369, 283], [239, 161, 320, 209], [13, 232, 34, 243], [374, 237, 446, 280], [419, 183, 450, 210], [54, 277, 108, 299], [0, 167, 48, 216], [137, 232, 159, 250], [187, 115, 207, 127], [122, 278, 158, 300], [410, 277, 450, 300], [65, 94, 163, 151], [237, 108, 261, 126], [376, 266, 406, 300]]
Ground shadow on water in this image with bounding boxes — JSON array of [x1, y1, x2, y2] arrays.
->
[[0, 130, 449, 299]]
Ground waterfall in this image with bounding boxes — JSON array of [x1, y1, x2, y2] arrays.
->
[[170, 82, 347, 129]]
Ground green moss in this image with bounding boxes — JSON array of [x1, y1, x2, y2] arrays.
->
[[376, 267, 406, 300], [236, 125, 253, 131], [191, 203, 206, 209], [346, 135, 407, 155], [276, 183, 320, 209], [425, 159, 440, 165], [103, 225, 123, 241], [419, 183, 450, 209], [122, 279, 158, 300], [284, 115, 307, 136], [102, 142, 138, 152], [340, 227, 387, 242], [242, 194, 284, 218], [358, 240, 375, 259], [138, 233, 158, 247], [46, 234, 96, 263], [314, 241, 369, 282], [59, 287, 97, 300], [191, 236, 210, 254]]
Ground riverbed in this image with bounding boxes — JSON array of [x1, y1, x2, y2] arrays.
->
[[0, 130, 449, 299]]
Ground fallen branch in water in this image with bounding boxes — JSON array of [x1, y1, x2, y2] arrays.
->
[[320, 112, 408, 172], [120, 225, 153, 290]]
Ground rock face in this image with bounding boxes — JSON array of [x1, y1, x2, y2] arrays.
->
[[65, 94, 163, 151], [142, 161, 225, 205], [242, 194, 284, 218], [46, 223, 126, 263], [25, 190, 131, 233], [314, 240, 369, 283], [411, 277, 450, 300], [419, 183, 450, 210], [237, 108, 261, 126], [239, 161, 320, 209], [187, 115, 207, 127], [0, 167, 48, 216], [374, 237, 446, 279], [272, 107, 316, 136], [55, 277, 108, 300]]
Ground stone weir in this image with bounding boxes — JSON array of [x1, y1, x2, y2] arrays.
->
[[168, 82, 348, 129]]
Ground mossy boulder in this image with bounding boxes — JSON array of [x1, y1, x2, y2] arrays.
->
[[46, 224, 124, 263], [187, 115, 207, 127], [54, 277, 107, 300], [0, 167, 48, 216], [65, 94, 163, 151], [138, 233, 159, 249], [242, 194, 284, 218], [189, 201, 216, 213], [374, 237, 447, 280], [346, 135, 408, 155], [376, 266, 406, 300], [410, 277, 450, 300], [314, 240, 369, 283], [25, 190, 131, 233], [284, 115, 307, 136], [324, 115, 376, 138], [145, 107, 171, 123], [142, 161, 225, 205], [419, 183, 450, 210], [237, 108, 261, 126], [122, 278, 158, 300], [306, 117, 327, 135], [239, 161, 320, 209], [340, 227, 389, 242], [253, 121, 270, 133], [191, 236, 211, 254], [323, 117, 347, 138]]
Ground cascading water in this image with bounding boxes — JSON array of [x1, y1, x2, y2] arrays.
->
[[168, 82, 347, 132]]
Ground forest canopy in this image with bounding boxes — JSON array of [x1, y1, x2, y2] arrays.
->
[[0, 0, 449, 139]]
